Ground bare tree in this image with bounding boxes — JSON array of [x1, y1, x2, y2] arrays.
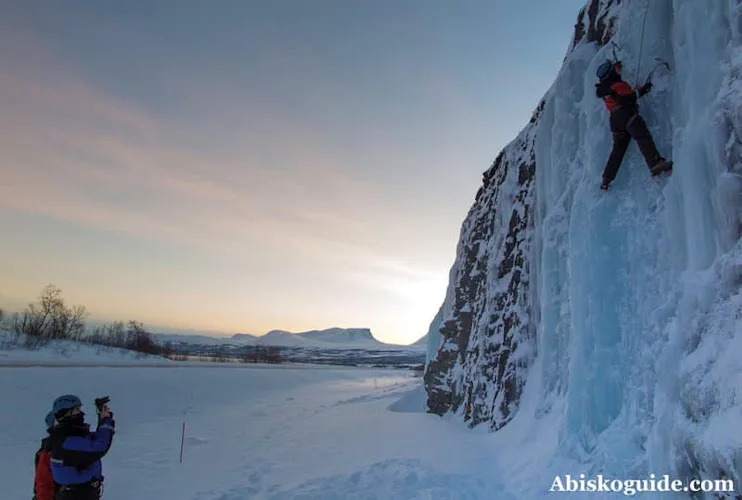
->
[[28, 284, 65, 338], [161, 341, 174, 359], [264, 346, 282, 364], [5, 284, 175, 359], [215, 346, 231, 363], [0, 308, 13, 350], [50, 303, 88, 341], [241, 346, 261, 363], [9, 313, 22, 345], [107, 321, 126, 348], [124, 320, 161, 356], [239, 345, 282, 364], [86, 321, 126, 351], [11, 284, 88, 342], [168, 344, 188, 361]]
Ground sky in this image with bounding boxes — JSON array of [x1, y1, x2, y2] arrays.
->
[[0, 0, 587, 345]]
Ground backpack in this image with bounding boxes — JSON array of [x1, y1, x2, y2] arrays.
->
[[33, 438, 54, 500]]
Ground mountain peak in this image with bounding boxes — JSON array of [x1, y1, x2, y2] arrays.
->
[[262, 327, 377, 344]]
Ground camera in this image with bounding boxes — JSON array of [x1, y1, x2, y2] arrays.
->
[[94, 396, 110, 413]]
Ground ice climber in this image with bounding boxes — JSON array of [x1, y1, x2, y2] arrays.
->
[[48, 395, 115, 500], [33, 411, 56, 500], [595, 59, 672, 190]]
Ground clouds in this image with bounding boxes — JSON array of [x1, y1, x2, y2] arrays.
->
[[0, 33, 450, 344], [0, 54, 376, 252], [0, 0, 585, 343]]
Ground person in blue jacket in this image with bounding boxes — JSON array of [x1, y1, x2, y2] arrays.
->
[[48, 395, 115, 500]]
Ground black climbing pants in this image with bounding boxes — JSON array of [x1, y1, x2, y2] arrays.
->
[[602, 106, 663, 183], [54, 481, 101, 500]]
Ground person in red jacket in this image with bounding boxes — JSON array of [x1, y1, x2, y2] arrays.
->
[[595, 59, 672, 190], [33, 411, 56, 500]]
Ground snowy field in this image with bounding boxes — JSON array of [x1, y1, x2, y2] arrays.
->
[[4, 362, 722, 499], [3, 364, 520, 500]]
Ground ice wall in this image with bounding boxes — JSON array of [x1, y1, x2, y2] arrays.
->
[[426, 0, 742, 492]]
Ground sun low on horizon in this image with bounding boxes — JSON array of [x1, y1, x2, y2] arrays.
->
[[0, 1, 586, 345]]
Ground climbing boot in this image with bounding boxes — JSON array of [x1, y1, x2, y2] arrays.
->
[[651, 159, 673, 177]]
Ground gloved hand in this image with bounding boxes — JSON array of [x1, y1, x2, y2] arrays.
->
[[99, 414, 115, 431], [98, 406, 114, 424], [638, 81, 653, 96]]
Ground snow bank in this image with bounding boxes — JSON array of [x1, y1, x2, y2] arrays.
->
[[0, 332, 169, 365]]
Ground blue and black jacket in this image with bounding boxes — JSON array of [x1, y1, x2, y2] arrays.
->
[[49, 416, 115, 485]]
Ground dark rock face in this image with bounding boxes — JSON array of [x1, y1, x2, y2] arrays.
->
[[423, 114, 539, 430], [572, 0, 618, 49], [424, 0, 618, 430]]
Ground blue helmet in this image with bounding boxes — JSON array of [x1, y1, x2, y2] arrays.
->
[[45, 411, 55, 429], [52, 394, 82, 416], [597, 60, 614, 81]]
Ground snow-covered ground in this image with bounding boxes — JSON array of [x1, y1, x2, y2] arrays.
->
[[9, 360, 731, 499], [0, 335, 170, 366], [4, 364, 516, 500], [5, 358, 737, 498]]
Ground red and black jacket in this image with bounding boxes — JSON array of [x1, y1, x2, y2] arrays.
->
[[595, 69, 649, 112]]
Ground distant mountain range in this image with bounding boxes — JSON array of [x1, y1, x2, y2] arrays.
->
[[155, 327, 424, 351]]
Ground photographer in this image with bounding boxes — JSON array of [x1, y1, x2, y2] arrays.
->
[[49, 395, 115, 500]]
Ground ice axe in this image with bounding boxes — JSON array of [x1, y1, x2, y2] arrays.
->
[[641, 58, 672, 87]]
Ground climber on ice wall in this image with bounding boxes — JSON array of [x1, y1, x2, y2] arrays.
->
[[595, 59, 672, 190]]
